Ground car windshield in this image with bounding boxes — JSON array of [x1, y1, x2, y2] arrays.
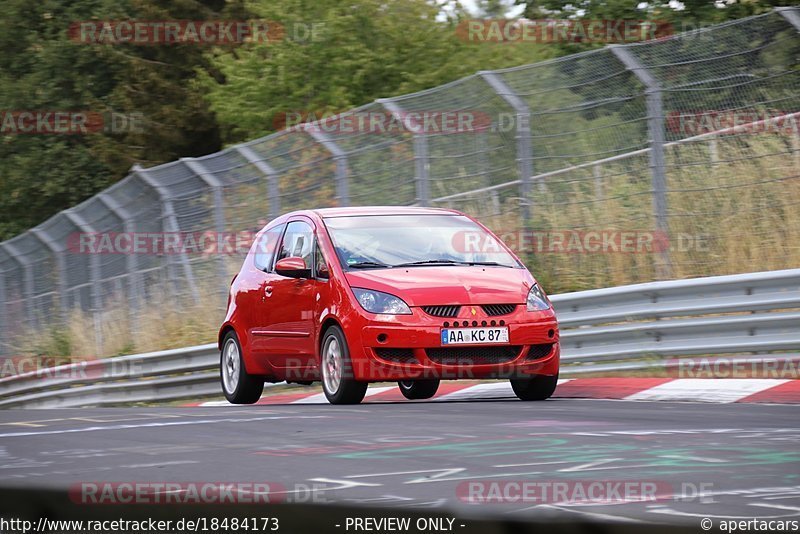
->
[[323, 214, 520, 269]]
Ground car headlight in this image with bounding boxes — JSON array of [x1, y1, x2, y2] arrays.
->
[[352, 288, 412, 315], [526, 283, 550, 311]]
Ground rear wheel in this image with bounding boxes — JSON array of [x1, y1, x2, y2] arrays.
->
[[220, 331, 264, 404], [398, 379, 440, 400], [510, 374, 558, 401], [321, 326, 368, 405]]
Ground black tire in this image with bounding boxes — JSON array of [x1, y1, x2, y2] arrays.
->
[[220, 331, 264, 404], [320, 326, 368, 405], [510, 374, 558, 401], [398, 379, 440, 400]]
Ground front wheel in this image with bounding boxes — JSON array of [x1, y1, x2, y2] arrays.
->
[[398, 379, 440, 400], [220, 331, 264, 404], [321, 326, 368, 405], [510, 374, 558, 401]]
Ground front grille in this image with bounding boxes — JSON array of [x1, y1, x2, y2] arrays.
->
[[374, 348, 417, 363], [422, 305, 461, 317], [481, 304, 517, 316], [526, 343, 554, 360], [426, 346, 522, 365]]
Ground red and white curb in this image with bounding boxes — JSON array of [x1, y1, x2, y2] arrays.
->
[[193, 378, 800, 406]]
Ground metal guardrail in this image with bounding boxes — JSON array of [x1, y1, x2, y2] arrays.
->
[[1, 268, 798, 408]]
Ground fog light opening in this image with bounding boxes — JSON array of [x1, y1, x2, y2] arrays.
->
[[548, 329, 555, 338], [377, 333, 388, 343]]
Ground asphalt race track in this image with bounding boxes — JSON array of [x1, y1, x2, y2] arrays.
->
[[1, 398, 799, 526]]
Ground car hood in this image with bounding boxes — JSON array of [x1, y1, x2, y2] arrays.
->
[[344, 266, 533, 306]]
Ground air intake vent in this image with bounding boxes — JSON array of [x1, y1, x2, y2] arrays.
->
[[374, 348, 417, 363], [422, 305, 461, 317], [426, 346, 522, 365], [526, 343, 554, 360], [481, 304, 517, 316]]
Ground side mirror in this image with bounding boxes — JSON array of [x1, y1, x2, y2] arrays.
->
[[275, 257, 311, 279], [317, 261, 330, 279]]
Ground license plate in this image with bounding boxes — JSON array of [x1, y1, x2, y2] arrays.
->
[[441, 327, 509, 345]]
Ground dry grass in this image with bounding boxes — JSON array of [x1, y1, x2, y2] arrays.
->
[[22, 288, 222, 360]]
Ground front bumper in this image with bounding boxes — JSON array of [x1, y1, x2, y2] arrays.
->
[[346, 306, 560, 381]]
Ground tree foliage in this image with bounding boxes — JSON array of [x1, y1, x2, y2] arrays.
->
[[0, 0, 237, 239]]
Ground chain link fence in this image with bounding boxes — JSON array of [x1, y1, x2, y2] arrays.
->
[[1, 9, 799, 357]]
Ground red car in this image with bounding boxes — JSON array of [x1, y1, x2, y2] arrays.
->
[[218, 207, 559, 405]]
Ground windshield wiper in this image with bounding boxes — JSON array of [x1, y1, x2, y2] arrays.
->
[[394, 260, 514, 268], [393, 259, 460, 267], [347, 261, 392, 269], [458, 261, 511, 267]]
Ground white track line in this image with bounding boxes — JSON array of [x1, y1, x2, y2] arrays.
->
[[291, 386, 395, 404], [434, 381, 514, 401], [624, 378, 789, 403]]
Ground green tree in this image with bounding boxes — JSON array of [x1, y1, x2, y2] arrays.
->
[[201, 0, 554, 143], [0, 0, 239, 240]]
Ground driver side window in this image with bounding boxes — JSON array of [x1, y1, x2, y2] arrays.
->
[[277, 220, 314, 267]]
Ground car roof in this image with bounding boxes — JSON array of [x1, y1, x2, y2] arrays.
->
[[311, 206, 461, 218]]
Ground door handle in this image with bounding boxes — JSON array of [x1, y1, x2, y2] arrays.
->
[[264, 285, 273, 297]]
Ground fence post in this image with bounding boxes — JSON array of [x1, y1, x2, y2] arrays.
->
[[609, 45, 672, 279], [304, 127, 350, 206], [30, 228, 69, 325], [778, 4, 800, 170], [236, 145, 281, 220], [63, 211, 103, 354], [593, 164, 604, 200], [97, 192, 142, 334], [478, 71, 533, 224], [777, 6, 800, 30], [132, 165, 200, 304], [181, 158, 229, 282], [0, 242, 36, 329], [378, 98, 430, 205]]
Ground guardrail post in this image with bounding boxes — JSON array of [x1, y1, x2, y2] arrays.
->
[[181, 158, 229, 282], [97, 192, 142, 334], [479, 71, 534, 224], [132, 165, 200, 304], [0, 270, 7, 356], [378, 98, 430, 205], [63, 211, 104, 354], [0, 242, 36, 328], [609, 46, 672, 279], [777, 7, 800, 30], [30, 228, 69, 325], [304, 127, 350, 206], [235, 145, 281, 220]]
